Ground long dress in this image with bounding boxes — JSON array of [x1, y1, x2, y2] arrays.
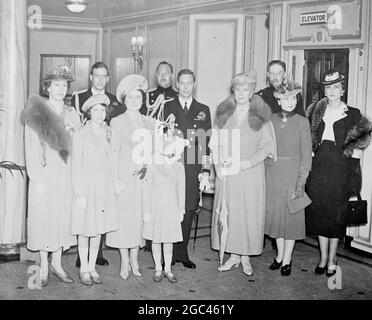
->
[[265, 113, 312, 240], [106, 112, 145, 248], [71, 121, 118, 237], [306, 105, 362, 238], [25, 103, 80, 252], [210, 110, 276, 256]]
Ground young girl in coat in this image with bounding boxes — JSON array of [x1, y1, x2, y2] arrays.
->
[[71, 94, 118, 286]]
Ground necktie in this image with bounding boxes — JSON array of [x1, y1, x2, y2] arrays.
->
[[184, 101, 188, 116]]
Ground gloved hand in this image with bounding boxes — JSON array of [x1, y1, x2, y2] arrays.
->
[[35, 182, 47, 196], [76, 196, 87, 209], [198, 173, 210, 192], [114, 180, 126, 195], [294, 181, 305, 199], [348, 158, 362, 196]]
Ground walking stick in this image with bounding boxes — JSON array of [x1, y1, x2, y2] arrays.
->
[[192, 189, 203, 252]]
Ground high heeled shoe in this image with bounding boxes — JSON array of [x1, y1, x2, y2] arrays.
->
[[218, 257, 241, 272], [79, 271, 93, 286], [280, 261, 292, 276], [40, 269, 49, 287], [153, 270, 163, 282], [164, 271, 177, 283], [269, 258, 282, 270], [326, 263, 338, 277], [120, 270, 131, 280], [315, 265, 327, 275], [50, 264, 74, 283], [242, 262, 254, 276]]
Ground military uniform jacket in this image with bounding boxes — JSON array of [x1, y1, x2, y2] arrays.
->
[[71, 88, 126, 124], [164, 97, 212, 211], [140, 85, 178, 116], [257, 86, 305, 116]]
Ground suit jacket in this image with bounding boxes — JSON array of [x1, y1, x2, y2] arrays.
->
[[257, 86, 305, 116], [164, 97, 212, 210], [71, 88, 126, 125], [140, 85, 178, 116]]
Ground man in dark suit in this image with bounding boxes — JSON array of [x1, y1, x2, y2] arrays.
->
[[163, 69, 212, 269], [70, 62, 125, 267], [257, 60, 305, 116], [71, 61, 125, 125], [142, 61, 179, 252]]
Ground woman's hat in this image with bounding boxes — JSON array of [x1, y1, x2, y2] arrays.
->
[[41, 65, 74, 85], [273, 82, 302, 99], [231, 70, 257, 91], [82, 94, 110, 113], [320, 70, 346, 85], [116, 74, 148, 104]]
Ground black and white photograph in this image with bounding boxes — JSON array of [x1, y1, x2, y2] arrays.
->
[[0, 0, 372, 309]]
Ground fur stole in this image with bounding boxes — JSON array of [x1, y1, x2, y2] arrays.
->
[[307, 97, 372, 157], [214, 93, 272, 130], [21, 95, 72, 163]]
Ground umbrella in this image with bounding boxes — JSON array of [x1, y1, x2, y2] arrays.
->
[[216, 176, 229, 271]]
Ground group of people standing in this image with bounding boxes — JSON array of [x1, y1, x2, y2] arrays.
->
[[21, 58, 371, 289]]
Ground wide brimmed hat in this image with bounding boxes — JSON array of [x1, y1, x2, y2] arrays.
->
[[273, 82, 302, 99], [41, 65, 74, 85], [82, 94, 110, 113], [116, 74, 148, 104], [320, 70, 346, 85]]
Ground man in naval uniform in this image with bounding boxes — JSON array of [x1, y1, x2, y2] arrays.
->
[[140, 60, 178, 116], [163, 69, 212, 269], [70, 62, 124, 267], [257, 60, 305, 116], [71, 61, 125, 125]]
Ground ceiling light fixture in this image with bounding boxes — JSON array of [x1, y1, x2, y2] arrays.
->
[[65, 0, 88, 13]]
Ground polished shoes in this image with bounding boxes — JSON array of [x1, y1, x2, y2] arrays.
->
[[269, 259, 282, 270], [315, 265, 327, 275], [173, 260, 196, 269], [326, 264, 338, 277], [280, 261, 292, 276], [50, 265, 74, 283]]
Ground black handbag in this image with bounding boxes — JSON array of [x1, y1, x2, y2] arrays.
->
[[345, 193, 368, 225]]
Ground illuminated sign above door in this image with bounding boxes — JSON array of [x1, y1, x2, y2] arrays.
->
[[300, 11, 327, 25]]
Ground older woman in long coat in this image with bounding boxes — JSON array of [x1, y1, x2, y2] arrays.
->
[[210, 71, 276, 276]]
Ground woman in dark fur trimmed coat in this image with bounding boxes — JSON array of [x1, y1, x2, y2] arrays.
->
[[306, 70, 372, 277], [21, 67, 81, 286], [210, 71, 276, 276]]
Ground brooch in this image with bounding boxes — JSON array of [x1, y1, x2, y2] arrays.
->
[[194, 111, 206, 121]]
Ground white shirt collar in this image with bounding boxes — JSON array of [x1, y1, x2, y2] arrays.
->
[[178, 96, 193, 108], [91, 87, 105, 95]]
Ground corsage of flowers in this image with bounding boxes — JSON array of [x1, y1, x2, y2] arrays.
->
[[133, 165, 148, 180], [194, 111, 206, 121]]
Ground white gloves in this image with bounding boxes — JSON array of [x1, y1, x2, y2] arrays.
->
[[35, 183, 47, 196], [198, 173, 211, 192], [114, 180, 126, 195]]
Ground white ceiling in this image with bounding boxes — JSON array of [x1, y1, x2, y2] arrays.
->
[[28, 0, 227, 20]]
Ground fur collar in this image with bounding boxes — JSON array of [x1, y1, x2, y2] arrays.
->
[[21, 95, 72, 163], [307, 97, 372, 156], [215, 93, 272, 130]]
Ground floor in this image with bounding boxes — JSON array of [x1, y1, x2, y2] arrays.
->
[[1, 205, 371, 300]]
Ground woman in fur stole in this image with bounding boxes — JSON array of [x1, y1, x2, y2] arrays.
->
[[210, 71, 276, 276], [306, 70, 372, 277], [265, 83, 312, 276], [71, 94, 118, 286], [21, 66, 81, 286]]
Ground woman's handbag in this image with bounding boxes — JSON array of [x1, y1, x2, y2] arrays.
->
[[346, 193, 368, 225]]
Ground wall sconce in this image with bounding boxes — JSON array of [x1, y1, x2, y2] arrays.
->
[[131, 36, 144, 72]]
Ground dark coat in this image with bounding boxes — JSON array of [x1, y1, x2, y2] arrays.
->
[[71, 88, 126, 125], [256, 86, 305, 116], [140, 85, 178, 116], [164, 97, 212, 211]]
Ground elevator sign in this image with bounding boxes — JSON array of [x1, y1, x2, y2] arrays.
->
[[300, 11, 327, 25]]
